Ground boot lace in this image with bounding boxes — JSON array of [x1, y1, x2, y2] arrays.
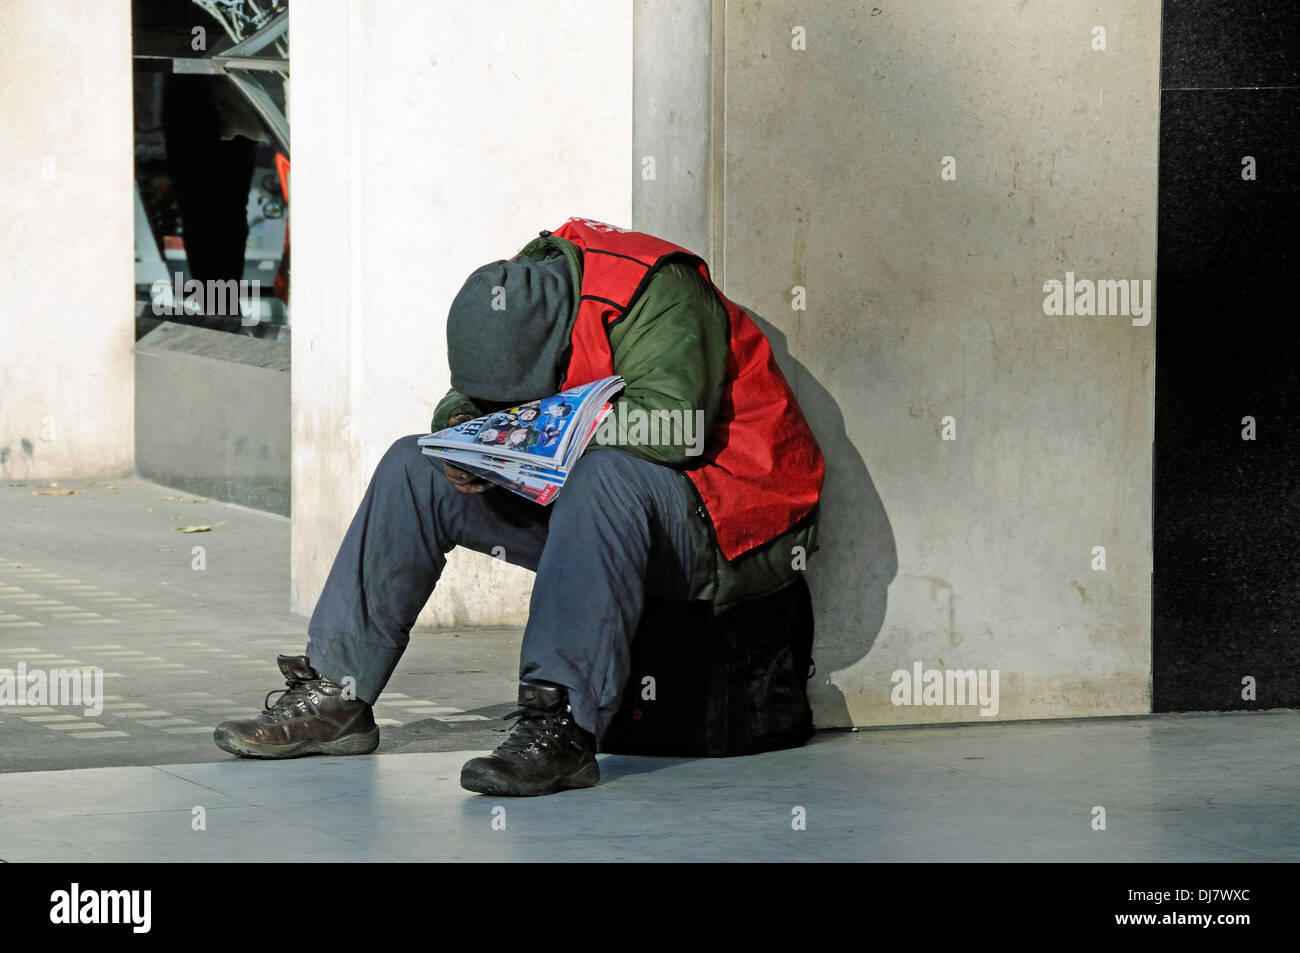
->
[[497, 705, 572, 757], [263, 676, 322, 720]]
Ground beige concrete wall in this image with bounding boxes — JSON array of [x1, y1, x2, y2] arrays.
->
[[290, 1, 633, 624], [709, 1, 1160, 725], [0, 0, 135, 481]]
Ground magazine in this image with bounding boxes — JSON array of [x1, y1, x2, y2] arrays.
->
[[418, 375, 624, 504]]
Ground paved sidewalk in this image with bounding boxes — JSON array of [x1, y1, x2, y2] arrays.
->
[[0, 477, 523, 773], [0, 711, 1296, 861]]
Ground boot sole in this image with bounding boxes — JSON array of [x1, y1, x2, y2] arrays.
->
[[213, 726, 380, 760], [459, 759, 600, 797]]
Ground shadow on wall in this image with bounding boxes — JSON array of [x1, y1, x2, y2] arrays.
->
[[743, 307, 898, 729]]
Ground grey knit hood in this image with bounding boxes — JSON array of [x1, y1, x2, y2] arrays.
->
[[445, 256, 574, 404]]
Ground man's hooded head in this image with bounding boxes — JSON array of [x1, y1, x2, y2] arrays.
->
[[446, 256, 574, 404]]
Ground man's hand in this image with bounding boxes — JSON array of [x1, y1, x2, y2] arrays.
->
[[441, 414, 492, 494]]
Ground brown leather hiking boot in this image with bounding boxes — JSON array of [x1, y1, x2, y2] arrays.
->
[[460, 681, 600, 796], [213, 655, 379, 759]]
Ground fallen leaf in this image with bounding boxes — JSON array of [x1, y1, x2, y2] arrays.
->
[[177, 496, 208, 504], [82, 481, 97, 486], [33, 489, 77, 496], [176, 525, 212, 533], [7, 482, 26, 487], [106, 485, 120, 490]]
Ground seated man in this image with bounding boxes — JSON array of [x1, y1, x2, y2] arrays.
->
[[213, 217, 825, 797]]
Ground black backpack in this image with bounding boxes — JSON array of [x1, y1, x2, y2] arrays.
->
[[600, 576, 816, 757]]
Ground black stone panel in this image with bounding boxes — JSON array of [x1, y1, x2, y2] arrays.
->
[[1161, 0, 1299, 90], [1153, 86, 1300, 711]]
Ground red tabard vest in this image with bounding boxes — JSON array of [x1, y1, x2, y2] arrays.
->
[[547, 217, 825, 561]]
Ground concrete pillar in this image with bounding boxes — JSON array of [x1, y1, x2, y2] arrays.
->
[[0, 0, 135, 481], [635, 0, 1161, 726], [290, 1, 633, 625], [631, 0, 714, 258]]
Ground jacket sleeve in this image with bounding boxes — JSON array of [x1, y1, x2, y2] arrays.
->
[[592, 262, 728, 467], [430, 388, 484, 432]]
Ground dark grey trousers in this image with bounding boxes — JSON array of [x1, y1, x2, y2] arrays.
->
[[306, 436, 696, 740]]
